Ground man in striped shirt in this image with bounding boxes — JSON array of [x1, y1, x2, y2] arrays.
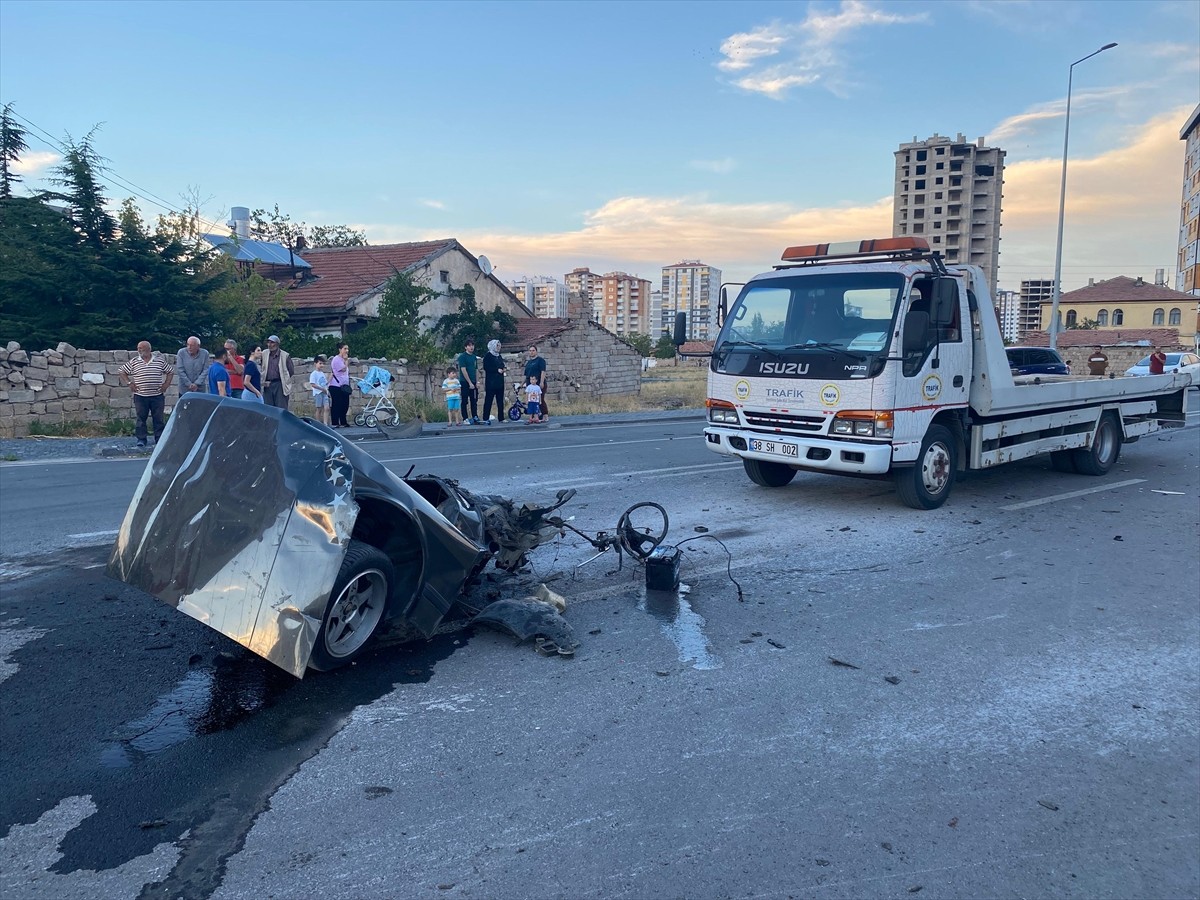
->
[[119, 341, 174, 448]]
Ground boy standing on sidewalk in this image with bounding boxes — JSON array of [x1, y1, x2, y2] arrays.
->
[[442, 366, 463, 426], [309, 355, 331, 425], [524, 376, 543, 424]]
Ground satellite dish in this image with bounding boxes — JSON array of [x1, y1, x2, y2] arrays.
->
[[477, 255, 493, 276]]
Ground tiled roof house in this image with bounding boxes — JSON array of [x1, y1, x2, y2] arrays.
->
[[253, 239, 533, 335], [1041, 275, 1195, 343]]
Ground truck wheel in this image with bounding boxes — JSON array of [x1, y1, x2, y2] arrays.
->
[[743, 458, 796, 487], [1071, 413, 1121, 476], [1049, 450, 1077, 473], [896, 424, 957, 510], [308, 540, 394, 672]]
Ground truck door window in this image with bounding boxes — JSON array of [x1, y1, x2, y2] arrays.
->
[[902, 279, 939, 376]]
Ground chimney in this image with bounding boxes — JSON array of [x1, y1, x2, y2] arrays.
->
[[227, 206, 250, 239], [565, 290, 589, 322], [1155, 268, 1165, 286], [1135, 276, 1144, 286], [1088, 278, 1094, 287]]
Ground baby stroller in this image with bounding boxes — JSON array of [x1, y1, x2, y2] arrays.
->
[[353, 365, 400, 427], [507, 381, 527, 422]]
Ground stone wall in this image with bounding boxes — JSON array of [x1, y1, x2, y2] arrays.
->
[[0, 327, 643, 435]]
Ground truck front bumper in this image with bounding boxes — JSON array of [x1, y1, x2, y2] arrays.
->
[[704, 426, 893, 475]]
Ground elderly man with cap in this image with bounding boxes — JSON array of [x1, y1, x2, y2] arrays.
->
[[261, 334, 295, 409]]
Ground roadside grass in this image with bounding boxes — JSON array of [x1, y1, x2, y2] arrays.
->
[[27, 411, 136, 438]]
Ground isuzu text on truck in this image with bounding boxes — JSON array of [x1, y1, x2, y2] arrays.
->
[[676, 238, 1192, 509]]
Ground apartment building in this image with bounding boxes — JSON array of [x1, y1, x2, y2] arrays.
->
[[1179, 103, 1200, 297], [893, 133, 1005, 298], [994, 288, 1019, 343], [592, 272, 652, 336], [661, 260, 722, 340], [1019, 280, 1054, 339], [564, 267, 603, 320], [507, 275, 568, 319]]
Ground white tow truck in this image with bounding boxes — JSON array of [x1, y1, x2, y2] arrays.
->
[[679, 237, 1192, 509]]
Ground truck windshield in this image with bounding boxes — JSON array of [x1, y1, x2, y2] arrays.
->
[[718, 272, 904, 355]]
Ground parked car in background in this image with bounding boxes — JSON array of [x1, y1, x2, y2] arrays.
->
[[1006, 346, 1070, 377], [1125, 352, 1200, 378]]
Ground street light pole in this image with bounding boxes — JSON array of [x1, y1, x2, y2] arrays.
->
[[1048, 42, 1117, 350]]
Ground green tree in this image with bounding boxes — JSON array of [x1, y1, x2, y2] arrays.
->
[[250, 204, 305, 247], [351, 270, 446, 398], [654, 332, 677, 359], [309, 224, 367, 247], [429, 282, 518, 351], [1067, 318, 1099, 330], [206, 255, 289, 346], [0, 103, 29, 200], [623, 331, 653, 357], [44, 130, 115, 249]]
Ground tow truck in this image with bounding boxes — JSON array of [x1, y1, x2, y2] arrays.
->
[[676, 237, 1192, 509]]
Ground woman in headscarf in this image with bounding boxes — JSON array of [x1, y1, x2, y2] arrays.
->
[[481, 339, 506, 424]]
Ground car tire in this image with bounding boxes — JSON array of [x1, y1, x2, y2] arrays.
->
[[308, 540, 394, 672], [1071, 413, 1121, 476], [1049, 450, 1077, 473], [895, 424, 957, 510], [743, 458, 796, 488]]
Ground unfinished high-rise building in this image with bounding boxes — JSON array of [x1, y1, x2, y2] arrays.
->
[[893, 133, 1005, 298]]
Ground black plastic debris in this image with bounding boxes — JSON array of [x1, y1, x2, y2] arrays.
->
[[471, 598, 578, 655]]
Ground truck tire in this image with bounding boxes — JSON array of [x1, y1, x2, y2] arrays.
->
[[1071, 413, 1121, 476], [896, 424, 957, 510], [743, 458, 796, 487], [1049, 450, 1077, 473], [308, 540, 395, 672]]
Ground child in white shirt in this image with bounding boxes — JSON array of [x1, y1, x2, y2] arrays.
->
[[524, 377, 543, 424], [442, 366, 463, 426], [309, 355, 330, 425]]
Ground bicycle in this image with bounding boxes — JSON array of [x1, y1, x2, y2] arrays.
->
[[507, 381, 527, 422]]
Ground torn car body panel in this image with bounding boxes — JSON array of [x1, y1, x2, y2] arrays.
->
[[109, 395, 485, 676], [108, 394, 563, 677]]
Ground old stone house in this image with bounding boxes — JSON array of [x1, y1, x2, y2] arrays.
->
[[214, 237, 533, 336]]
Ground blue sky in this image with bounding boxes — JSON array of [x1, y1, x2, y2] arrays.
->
[[2, 0, 1197, 292]]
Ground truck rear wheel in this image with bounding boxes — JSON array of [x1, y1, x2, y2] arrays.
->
[[1071, 413, 1121, 476], [896, 424, 957, 510], [743, 458, 796, 487]]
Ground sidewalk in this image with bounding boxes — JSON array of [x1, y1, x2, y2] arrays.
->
[[0, 408, 705, 464]]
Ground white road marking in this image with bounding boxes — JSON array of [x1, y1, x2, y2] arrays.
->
[[555, 461, 739, 488], [1000, 478, 1146, 511], [67, 530, 119, 540], [371, 435, 694, 464]]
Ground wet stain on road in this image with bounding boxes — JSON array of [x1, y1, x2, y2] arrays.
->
[[639, 584, 723, 670]]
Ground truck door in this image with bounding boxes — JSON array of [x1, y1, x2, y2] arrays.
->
[[894, 277, 969, 447]]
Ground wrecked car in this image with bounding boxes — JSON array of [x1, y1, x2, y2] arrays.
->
[[108, 393, 574, 677]]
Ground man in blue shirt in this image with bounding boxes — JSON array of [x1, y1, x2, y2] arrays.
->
[[207, 347, 231, 396]]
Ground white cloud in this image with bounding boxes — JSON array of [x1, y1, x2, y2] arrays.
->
[[717, 24, 788, 72], [11, 150, 58, 177], [987, 88, 1129, 143], [717, 1, 927, 100], [689, 158, 737, 174], [419, 198, 447, 210]]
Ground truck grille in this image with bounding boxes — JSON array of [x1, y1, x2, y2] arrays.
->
[[743, 410, 826, 433]]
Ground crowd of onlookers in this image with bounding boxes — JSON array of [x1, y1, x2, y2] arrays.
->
[[117, 333, 551, 447]]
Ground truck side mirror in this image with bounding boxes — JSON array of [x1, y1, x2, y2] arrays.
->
[[673, 312, 687, 346], [932, 278, 958, 326], [718, 287, 728, 327], [903, 311, 931, 354]]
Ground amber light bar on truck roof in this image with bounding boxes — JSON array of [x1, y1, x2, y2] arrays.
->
[[780, 237, 931, 263]]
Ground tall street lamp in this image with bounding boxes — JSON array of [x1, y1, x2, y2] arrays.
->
[[1048, 42, 1117, 350]]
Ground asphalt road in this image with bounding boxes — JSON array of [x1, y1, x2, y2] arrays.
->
[[1, 416, 1197, 899]]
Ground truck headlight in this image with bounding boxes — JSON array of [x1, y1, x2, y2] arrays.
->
[[706, 398, 738, 425]]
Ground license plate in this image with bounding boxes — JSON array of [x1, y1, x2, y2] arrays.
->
[[749, 438, 798, 458]]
